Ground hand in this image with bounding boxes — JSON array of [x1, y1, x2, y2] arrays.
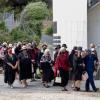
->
[[83, 63, 85, 67], [32, 60, 35, 63], [57, 70, 60, 76], [12, 66, 16, 69], [70, 68, 72, 71]]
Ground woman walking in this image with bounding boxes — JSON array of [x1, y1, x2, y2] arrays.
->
[[18, 45, 32, 88], [40, 49, 54, 88], [74, 50, 85, 91], [4, 46, 18, 88], [56, 47, 70, 91], [84, 50, 99, 92]]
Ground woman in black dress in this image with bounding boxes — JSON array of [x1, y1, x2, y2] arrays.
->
[[74, 50, 85, 91], [18, 45, 32, 88], [40, 49, 54, 88], [4, 47, 18, 88]]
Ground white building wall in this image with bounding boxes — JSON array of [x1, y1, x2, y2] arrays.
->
[[53, 0, 87, 50]]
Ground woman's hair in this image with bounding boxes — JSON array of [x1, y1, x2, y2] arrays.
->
[[44, 49, 50, 56], [59, 47, 66, 53]]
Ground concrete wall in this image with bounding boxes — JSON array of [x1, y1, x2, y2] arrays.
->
[[53, 0, 87, 50], [88, 3, 100, 55]]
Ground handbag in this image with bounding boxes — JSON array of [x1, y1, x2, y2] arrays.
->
[[36, 68, 42, 79], [55, 70, 61, 83], [55, 77, 61, 83], [82, 71, 88, 81]]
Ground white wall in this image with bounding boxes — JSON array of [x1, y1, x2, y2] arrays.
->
[[53, 0, 87, 50]]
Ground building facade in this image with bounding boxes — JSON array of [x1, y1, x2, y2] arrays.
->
[[53, 0, 100, 52], [53, 0, 87, 50]]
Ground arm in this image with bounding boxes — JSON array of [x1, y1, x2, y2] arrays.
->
[[15, 60, 19, 69], [7, 63, 15, 69]]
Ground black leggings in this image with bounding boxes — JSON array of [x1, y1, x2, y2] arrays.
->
[[60, 69, 69, 87]]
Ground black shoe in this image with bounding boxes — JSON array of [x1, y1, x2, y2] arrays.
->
[[94, 88, 99, 92], [74, 87, 80, 91], [45, 85, 50, 88], [62, 88, 68, 91], [43, 84, 50, 88], [77, 88, 80, 91], [53, 82, 61, 86]]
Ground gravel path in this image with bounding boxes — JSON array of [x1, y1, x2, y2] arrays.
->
[[0, 74, 100, 100]]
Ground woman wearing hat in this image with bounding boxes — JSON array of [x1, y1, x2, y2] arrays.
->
[[4, 47, 18, 88], [18, 45, 32, 87]]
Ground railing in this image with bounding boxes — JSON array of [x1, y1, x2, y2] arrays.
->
[[88, 0, 100, 8]]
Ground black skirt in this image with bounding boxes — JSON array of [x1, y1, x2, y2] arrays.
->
[[19, 58, 32, 80], [4, 66, 16, 85], [75, 66, 83, 81]]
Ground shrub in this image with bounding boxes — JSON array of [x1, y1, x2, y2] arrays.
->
[[0, 21, 8, 32], [10, 27, 33, 42], [20, 2, 49, 37], [43, 26, 53, 36]]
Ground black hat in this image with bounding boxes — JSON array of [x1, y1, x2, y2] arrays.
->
[[62, 44, 67, 48], [77, 47, 82, 51], [55, 45, 61, 50], [73, 46, 78, 50]]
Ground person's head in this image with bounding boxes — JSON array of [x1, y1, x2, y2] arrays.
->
[[90, 43, 95, 49], [74, 50, 78, 56], [8, 44, 13, 49], [44, 49, 50, 56], [32, 41, 37, 48], [73, 46, 78, 51], [3, 42, 7, 48], [42, 44, 47, 51], [76, 50, 81, 57], [21, 45, 27, 53], [87, 49, 91, 55], [59, 47, 66, 54], [17, 42, 22, 48], [71, 46, 78, 55], [55, 45, 61, 51], [26, 43, 32, 50], [62, 44, 67, 49], [7, 48, 12, 55], [81, 51, 86, 58], [77, 46, 82, 51]]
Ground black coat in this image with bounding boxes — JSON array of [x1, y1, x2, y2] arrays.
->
[[4, 54, 18, 84]]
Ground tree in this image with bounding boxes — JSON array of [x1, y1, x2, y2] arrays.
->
[[20, 2, 49, 38], [10, 27, 33, 42]]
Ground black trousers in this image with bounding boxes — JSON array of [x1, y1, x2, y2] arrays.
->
[[33, 63, 38, 74], [60, 69, 69, 87]]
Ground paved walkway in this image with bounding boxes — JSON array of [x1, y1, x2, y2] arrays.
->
[[0, 74, 100, 100]]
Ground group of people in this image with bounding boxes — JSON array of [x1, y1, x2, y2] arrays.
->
[[54, 43, 99, 92], [0, 42, 99, 92]]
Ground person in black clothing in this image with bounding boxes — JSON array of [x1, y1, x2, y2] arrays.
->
[[15, 42, 22, 56], [69, 46, 78, 88], [40, 49, 54, 88], [4, 48, 18, 88], [74, 50, 85, 91], [18, 45, 32, 88]]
